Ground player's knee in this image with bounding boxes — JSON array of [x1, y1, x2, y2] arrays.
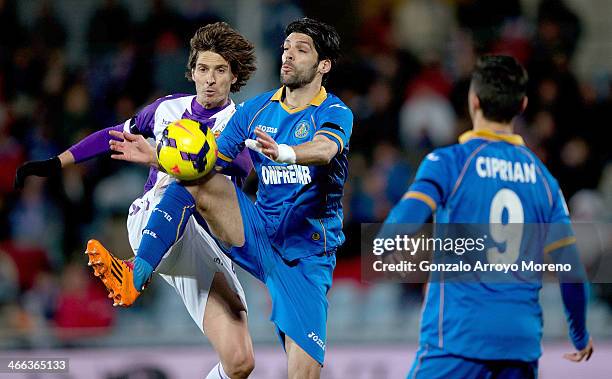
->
[[223, 348, 254, 379], [193, 175, 222, 213], [181, 183, 198, 200], [194, 189, 209, 213]]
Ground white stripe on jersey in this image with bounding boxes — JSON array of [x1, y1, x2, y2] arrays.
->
[[209, 101, 236, 134], [153, 95, 195, 138]]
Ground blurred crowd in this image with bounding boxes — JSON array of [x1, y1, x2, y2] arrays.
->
[[0, 0, 611, 348]]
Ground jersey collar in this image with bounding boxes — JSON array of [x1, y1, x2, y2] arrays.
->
[[271, 86, 327, 113], [191, 97, 232, 119], [459, 129, 525, 145]]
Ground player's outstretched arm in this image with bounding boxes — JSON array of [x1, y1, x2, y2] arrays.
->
[[292, 134, 338, 165], [108, 130, 158, 168], [14, 125, 125, 189], [246, 127, 337, 165]]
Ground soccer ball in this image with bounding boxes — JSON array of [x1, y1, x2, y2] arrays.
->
[[156, 119, 218, 181]]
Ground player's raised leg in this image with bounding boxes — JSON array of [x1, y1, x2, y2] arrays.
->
[[85, 239, 141, 306], [125, 171, 250, 291], [184, 174, 245, 248], [130, 186, 254, 378]]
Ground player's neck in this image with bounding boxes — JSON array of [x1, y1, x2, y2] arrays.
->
[[473, 117, 514, 135], [196, 97, 230, 110], [283, 80, 322, 109]]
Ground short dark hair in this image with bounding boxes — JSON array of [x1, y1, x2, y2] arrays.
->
[[185, 22, 256, 92], [285, 17, 341, 84], [470, 55, 528, 123]]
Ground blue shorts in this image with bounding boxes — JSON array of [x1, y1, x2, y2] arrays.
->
[[408, 345, 538, 379], [228, 185, 336, 365]]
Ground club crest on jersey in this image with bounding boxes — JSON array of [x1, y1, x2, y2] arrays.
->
[[294, 120, 310, 139]]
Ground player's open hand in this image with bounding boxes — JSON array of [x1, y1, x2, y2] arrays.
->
[[253, 127, 279, 161], [563, 338, 593, 362], [109, 130, 157, 167], [245, 128, 296, 164]]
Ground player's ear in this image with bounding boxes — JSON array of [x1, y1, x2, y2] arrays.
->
[[318, 59, 331, 75], [468, 91, 480, 112], [520, 96, 528, 113], [231, 75, 237, 85]]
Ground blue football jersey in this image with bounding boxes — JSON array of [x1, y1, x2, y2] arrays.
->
[[216, 86, 353, 261], [407, 129, 574, 361]]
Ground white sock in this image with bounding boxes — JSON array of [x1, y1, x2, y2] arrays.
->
[[205, 362, 230, 379]]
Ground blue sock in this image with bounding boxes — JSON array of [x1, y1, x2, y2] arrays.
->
[[137, 182, 196, 269]]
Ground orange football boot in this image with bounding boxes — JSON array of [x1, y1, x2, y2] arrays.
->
[[85, 239, 140, 307]]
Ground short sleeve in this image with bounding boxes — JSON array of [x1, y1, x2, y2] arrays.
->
[[550, 184, 571, 224], [545, 180, 576, 254], [404, 150, 453, 210], [314, 102, 353, 153], [124, 99, 162, 138]]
